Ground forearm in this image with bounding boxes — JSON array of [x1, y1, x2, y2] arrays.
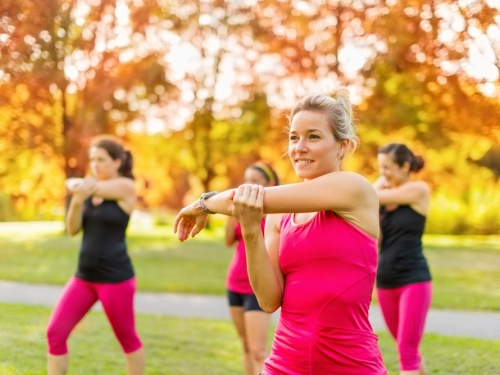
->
[[203, 190, 235, 216], [93, 178, 134, 201], [243, 228, 283, 313], [224, 218, 236, 246], [66, 198, 84, 235]]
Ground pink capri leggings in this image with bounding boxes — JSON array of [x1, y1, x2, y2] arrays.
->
[[46, 276, 142, 355], [376, 281, 432, 371]]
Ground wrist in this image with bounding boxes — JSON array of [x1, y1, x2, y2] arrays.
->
[[241, 224, 262, 238], [198, 191, 218, 214], [71, 196, 85, 205]]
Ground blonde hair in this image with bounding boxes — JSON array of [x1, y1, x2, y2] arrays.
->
[[289, 88, 359, 158]]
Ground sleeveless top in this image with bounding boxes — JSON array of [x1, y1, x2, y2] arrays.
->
[[263, 211, 387, 375], [226, 220, 265, 294], [376, 205, 432, 289], [75, 199, 135, 283]]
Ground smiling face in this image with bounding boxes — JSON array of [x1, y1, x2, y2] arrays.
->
[[288, 110, 346, 180], [377, 153, 410, 186], [89, 146, 122, 180]]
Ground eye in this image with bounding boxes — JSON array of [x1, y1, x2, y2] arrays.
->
[[289, 135, 298, 141], [310, 134, 320, 139]]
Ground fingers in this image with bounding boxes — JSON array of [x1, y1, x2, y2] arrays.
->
[[256, 185, 265, 209], [176, 217, 195, 241], [234, 184, 263, 208], [173, 212, 182, 233], [248, 184, 260, 203]]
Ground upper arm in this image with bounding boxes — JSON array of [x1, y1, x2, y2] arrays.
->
[[264, 214, 285, 292], [94, 178, 135, 201], [376, 181, 429, 206], [224, 217, 237, 247], [262, 172, 376, 215]]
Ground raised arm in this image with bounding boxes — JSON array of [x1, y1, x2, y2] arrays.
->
[[375, 180, 430, 214], [92, 177, 134, 201], [175, 172, 379, 240], [91, 177, 135, 214]]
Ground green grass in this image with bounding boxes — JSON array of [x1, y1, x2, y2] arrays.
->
[[0, 224, 232, 294], [2, 224, 500, 310], [1, 303, 500, 375], [423, 235, 500, 311]]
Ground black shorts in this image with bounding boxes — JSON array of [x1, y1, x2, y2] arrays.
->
[[227, 289, 263, 312]]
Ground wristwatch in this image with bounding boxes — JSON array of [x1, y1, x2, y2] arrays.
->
[[198, 191, 218, 214]]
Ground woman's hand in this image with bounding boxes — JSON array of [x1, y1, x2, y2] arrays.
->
[[66, 178, 84, 192], [173, 201, 209, 241], [71, 177, 97, 203], [230, 184, 265, 233]]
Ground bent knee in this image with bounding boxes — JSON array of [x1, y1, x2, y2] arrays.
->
[[46, 324, 69, 355], [249, 346, 267, 363], [116, 330, 143, 353]]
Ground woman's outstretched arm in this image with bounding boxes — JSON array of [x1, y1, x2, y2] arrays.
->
[[375, 180, 429, 206], [174, 171, 379, 240]]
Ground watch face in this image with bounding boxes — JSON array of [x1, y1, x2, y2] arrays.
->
[[202, 191, 217, 199]]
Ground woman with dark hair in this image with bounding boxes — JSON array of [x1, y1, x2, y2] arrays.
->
[[225, 161, 279, 375], [374, 143, 432, 375], [46, 135, 144, 375], [174, 88, 387, 374]]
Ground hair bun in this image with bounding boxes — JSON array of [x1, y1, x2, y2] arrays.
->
[[411, 155, 425, 172]]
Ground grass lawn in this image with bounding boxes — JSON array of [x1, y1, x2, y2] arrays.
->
[[1, 223, 500, 310], [1, 303, 500, 375], [0, 223, 232, 294], [423, 235, 500, 311]]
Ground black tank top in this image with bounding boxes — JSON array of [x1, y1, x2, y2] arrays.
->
[[75, 199, 135, 282], [376, 205, 431, 288]]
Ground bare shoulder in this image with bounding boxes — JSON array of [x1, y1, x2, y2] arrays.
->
[[336, 171, 378, 199], [405, 180, 430, 195], [329, 171, 375, 187], [114, 177, 135, 193]]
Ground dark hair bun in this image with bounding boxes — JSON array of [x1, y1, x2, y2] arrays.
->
[[411, 155, 425, 172]]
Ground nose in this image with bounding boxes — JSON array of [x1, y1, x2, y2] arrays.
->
[[295, 137, 308, 153]]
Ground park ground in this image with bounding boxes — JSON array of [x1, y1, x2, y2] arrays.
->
[[1, 222, 500, 374]]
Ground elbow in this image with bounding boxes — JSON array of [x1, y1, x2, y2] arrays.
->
[[258, 299, 281, 314], [66, 227, 79, 236], [261, 304, 279, 314]]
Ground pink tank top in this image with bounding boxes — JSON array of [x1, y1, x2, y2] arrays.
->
[[263, 211, 387, 375], [226, 220, 265, 294]]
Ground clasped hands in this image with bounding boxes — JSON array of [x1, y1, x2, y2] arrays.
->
[[65, 176, 98, 202], [174, 184, 265, 242]]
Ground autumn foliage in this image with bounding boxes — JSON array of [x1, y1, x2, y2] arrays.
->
[[0, 0, 499, 233]]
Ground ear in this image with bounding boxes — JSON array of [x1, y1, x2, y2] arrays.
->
[[340, 140, 349, 158], [402, 161, 411, 174], [113, 157, 122, 172]]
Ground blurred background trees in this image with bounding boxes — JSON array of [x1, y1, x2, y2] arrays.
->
[[1, 0, 499, 233]]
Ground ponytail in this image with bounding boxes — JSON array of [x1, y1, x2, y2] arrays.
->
[[120, 150, 134, 179]]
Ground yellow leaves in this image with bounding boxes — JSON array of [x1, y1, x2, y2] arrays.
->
[[426, 81, 439, 93], [383, 76, 401, 96]]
